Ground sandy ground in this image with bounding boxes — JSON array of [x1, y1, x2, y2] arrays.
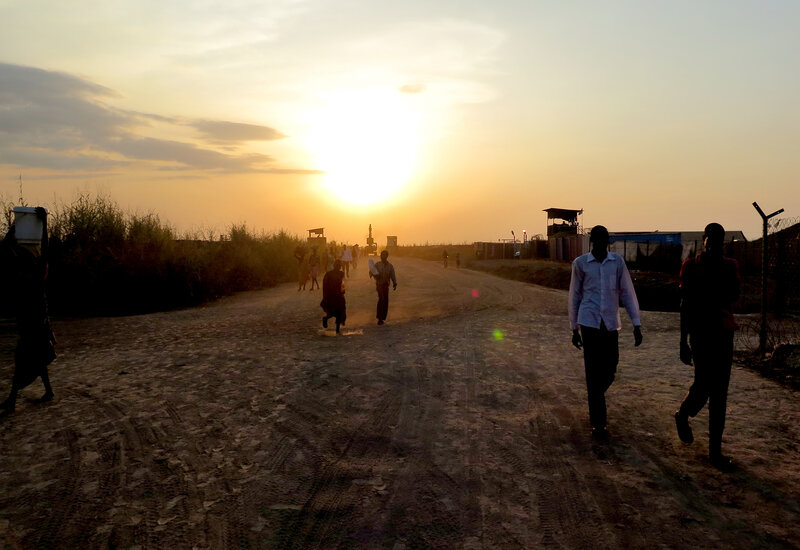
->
[[1, 258, 799, 549]]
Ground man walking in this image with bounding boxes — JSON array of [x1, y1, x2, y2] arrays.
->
[[674, 223, 740, 470], [370, 250, 397, 325], [569, 225, 643, 440], [320, 260, 346, 334]]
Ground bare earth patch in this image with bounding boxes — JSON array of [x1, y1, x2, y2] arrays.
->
[[1, 258, 799, 548]]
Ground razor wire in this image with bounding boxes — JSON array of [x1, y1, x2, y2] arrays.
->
[[736, 216, 800, 353]]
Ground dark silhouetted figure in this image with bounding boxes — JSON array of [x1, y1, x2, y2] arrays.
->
[[1, 207, 57, 416], [442, 249, 448, 268], [370, 250, 397, 325], [309, 248, 321, 291], [674, 222, 740, 471], [320, 260, 346, 334], [569, 225, 642, 440], [295, 246, 309, 291], [341, 245, 352, 278]]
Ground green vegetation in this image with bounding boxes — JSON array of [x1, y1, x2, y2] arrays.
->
[[2, 194, 304, 316]]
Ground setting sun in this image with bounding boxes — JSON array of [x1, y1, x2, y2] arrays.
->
[[305, 88, 421, 207]]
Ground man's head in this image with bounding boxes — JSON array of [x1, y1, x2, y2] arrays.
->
[[380, 250, 389, 261], [589, 225, 610, 249], [333, 259, 342, 271], [703, 222, 725, 255]]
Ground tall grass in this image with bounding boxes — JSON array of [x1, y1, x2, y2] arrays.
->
[[2, 194, 304, 316]]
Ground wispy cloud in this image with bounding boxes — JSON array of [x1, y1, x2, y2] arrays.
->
[[0, 62, 311, 174], [190, 120, 286, 144], [399, 84, 426, 94]]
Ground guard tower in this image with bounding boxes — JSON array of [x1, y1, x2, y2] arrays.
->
[[543, 208, 583, 237], [307, 227, 326, 249]]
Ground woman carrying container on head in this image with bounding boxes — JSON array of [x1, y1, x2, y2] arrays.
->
[[1, 206, 57, 416]]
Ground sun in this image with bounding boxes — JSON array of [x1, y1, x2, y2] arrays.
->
[[305, 88, 421, 207]]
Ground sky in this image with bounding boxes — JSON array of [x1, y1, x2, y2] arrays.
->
[[1, 0, 798, 245]]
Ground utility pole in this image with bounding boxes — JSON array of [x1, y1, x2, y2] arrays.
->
[[753, 202, 784, 356]]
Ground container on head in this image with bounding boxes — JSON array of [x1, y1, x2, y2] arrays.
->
[[12, 206, 47, 245]]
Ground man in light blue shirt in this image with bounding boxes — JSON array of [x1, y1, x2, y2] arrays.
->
[[569, 225, 643, 440]]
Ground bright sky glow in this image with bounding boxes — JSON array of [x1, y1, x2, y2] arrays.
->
[[1, 1, 798, 243], [305, 88, 422, 207]]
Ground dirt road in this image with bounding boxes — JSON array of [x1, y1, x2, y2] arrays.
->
[[1, 258, 799, 549]]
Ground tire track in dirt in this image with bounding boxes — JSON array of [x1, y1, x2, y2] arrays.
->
[[366, 331, 463, 549], [33, 427, 83, 548], [277, 389, 403, 549], [460, 320, 486, 548], [54, 389, 211, 548]]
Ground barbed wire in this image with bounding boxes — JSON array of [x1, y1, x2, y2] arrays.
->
[[768, 216, 800, 235], [736, 316, 800, 354], [735, 215, 800, 354]]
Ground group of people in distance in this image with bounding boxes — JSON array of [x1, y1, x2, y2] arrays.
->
[[0, 212, 743, 473], [570, 223, 740, 471], [319, 249, 397, 334], [295, 243, 360, 292]]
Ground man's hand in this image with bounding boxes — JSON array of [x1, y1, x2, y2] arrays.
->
[[633, 326, 643, 347], [393, 284, 397, 291], [680, 340, 693, 365], [571, 329, 582, 350]]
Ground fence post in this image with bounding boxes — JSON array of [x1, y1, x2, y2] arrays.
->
[[775, 230, 786, 318], [753, 202, 784, 356]]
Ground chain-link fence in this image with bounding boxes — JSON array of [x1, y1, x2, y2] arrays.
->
[[735, 216, 800, 353]]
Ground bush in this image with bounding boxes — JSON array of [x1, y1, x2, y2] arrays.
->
[[3, 194, 305, 316]]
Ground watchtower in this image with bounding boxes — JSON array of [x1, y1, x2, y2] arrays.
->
[[543, 208, 583, 237]]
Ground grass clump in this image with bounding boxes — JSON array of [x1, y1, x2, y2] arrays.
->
[[3, 194, 304, 316]]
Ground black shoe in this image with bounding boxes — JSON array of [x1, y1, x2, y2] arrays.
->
[[710, 453, 735, 472], [35, 392, 54, 404], [675, 412, 693, 444], [322, 316, 328, 328], [591, 427, 610, 441], [377, 320, 384, 325]]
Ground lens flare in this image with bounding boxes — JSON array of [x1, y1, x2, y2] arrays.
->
[[493, 329, 504, 341], [471, 289, 480, 298]]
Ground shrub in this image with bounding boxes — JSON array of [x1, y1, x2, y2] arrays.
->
[[3, 194, 305, 316]]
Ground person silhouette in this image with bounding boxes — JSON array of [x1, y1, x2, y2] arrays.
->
[[294, 246, 309, 291], [370, 250, 397, 325], [674, 222, 740, 470], [320, 260, 346, 334], [1, 207, 57, 416], [309, 248, 321, 291], [569, 225, 642, 440]]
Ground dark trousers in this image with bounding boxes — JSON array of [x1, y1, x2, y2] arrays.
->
[[678, 331, 734, 455], [323, 306, 346, 331], [376, 284, 390, 321], [580, 324, 619, 429]]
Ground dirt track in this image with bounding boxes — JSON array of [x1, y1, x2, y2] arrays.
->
[[1, 258, 799, 549]]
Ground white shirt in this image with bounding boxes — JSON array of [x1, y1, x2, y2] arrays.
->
[[568, 251, 641, 331], [341, 248, 353, 262]]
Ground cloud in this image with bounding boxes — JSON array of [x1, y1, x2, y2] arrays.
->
[[110, 137, 272, 171], [190, 120, 286, 143], [399, 84, 426, 94], [0, 62, 306, 174]]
